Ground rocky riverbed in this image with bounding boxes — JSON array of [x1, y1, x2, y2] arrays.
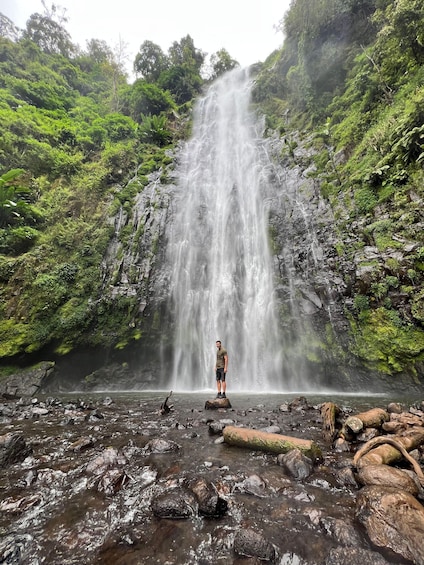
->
[[0, 392, 423, 564]]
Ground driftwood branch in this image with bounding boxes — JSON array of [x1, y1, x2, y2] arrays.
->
[[160, 391, 173, 415]]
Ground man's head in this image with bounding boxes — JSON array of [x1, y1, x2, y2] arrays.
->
[[216, 340, 221, 349]]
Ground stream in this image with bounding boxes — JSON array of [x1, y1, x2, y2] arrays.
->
[[0, 391, 418, 564]]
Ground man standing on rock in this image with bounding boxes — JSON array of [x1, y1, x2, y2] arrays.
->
[[215, 340, 228, 398]]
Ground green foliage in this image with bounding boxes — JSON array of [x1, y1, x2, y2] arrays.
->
[[133, 40, 169, 82], [209, 49, 239, 81], [139, 114, 172, 146], [0, 16, 206, 360], [123, 80, 175, 123], [0, 226, 39, 255], [351, 307, 424, 374]]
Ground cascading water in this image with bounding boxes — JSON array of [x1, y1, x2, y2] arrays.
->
[[167, 67, 283, 392]]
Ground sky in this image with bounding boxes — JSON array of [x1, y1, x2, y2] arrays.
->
[[2, 0, 291, 74]]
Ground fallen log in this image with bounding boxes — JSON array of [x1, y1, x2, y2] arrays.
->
[[223, 426, 322, 460], [320, 402, 339, 443], [344, 408, 389, 434]]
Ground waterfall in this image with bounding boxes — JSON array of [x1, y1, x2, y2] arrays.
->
[[166, 67, 283, 392]]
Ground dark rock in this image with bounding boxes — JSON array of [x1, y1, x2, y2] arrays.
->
[[208, 421, 226, 434], [151, 488, 197, 519], [69, 436, 95, 452], [233, 528, 277, 563], [235, 474, 268, 498], [277, 449, 313, 480], [334, 466, 357, 487], [325, 547, 391, 565], [189, 477, 228, 517], [143, 438, 180, 453], [85, 447, 127, 475], [319, 516, 363, 546], [387, 402, 403, 414], [0, 362, 55, 398], [0, 533, 35, 564], [91, 469, 130, 495], [0, 433, 32, 467]]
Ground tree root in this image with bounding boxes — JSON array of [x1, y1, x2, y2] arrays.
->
[[353, 436, 424, 487]]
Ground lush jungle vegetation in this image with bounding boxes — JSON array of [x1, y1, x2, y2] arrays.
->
[[0, 0, 423, 381], [0, 7, 237, 365]]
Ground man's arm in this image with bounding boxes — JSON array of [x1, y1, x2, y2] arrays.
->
[[224, 354, 228, 372]]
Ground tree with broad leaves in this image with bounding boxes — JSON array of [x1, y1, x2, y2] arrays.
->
[[133, 40, 169, 82]]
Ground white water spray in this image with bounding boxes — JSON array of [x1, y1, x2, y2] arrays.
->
[[167, 68, 283, 392]]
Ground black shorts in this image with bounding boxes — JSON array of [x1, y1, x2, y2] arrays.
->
[[216, 368, 226, 382]]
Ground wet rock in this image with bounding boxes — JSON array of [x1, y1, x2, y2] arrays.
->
[[260, 425, 281, 434], [233, 557, 263, 565], [356, 427, 380, 443], [93, 469, 130, 495], [319, 516, 363, 546], [69, 436, 95, 452], [289, 396, 310, 412], [387, 402, 403, 414], [205, 397, 232, 409], [235, 474, 268, 497], [151, 488, 197, 519], [143, 438, 180, 453], [31, 406, 49, 417], [85, 447, 127, 475], [0, 494, 42, 513], [0, 361, 55, 398], [233, 528, 277, 563], [356, 485, 424, 563], [325, 547, 391, 565], [85, 409, 104, 421], [333, 437, 350, 452], [0, 433, 32, 467], [334, 466, 357, 487], [209, 421, 226, 434], [0, 533, 35, 564], [277, 449, 313, 480], [356, 464, 419, 496], [189, 477, 228, 517]]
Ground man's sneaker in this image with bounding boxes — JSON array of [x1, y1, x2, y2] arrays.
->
[[221, 392, 226, 398], [216, 393, 222, 399]]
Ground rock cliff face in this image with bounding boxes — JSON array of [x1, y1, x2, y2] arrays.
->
[[43, 130, 422, 395], [262, 134, 362, 389]]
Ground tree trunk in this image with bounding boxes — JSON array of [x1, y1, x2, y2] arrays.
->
[[223, 426, 322, 460], [345, 408, 389, 434], [320, 402, 339, 442]]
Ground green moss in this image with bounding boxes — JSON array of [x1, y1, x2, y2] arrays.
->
[[0, 319, 30, 358], [350, 308, 424, 375]]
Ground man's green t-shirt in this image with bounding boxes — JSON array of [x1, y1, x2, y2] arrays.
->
[[216, 347, 227, 369]]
